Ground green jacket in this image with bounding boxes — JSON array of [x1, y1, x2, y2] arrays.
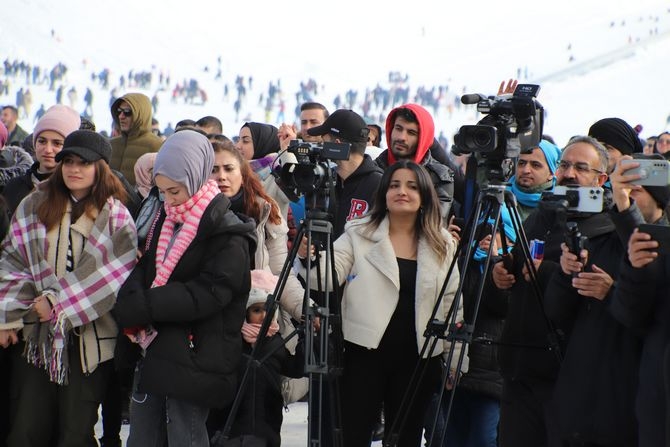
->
[[110, 93, 162, 185]]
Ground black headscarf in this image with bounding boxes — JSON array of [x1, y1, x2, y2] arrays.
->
[[242, 122, 280, 159]]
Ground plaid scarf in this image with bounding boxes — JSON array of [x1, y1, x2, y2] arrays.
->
[[153, 179, 219, 288], [0, 190, 137, 384]]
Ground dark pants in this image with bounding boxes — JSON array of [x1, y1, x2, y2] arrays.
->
[[341, 341, 441, 447], [98, 365, 133, 446], [0, 348, 11, 447], [127, 361, 210, 447], [498, 378, 561, 447], [7, 340, 113, 447]]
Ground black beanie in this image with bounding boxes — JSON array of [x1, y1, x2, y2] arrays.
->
[[645, 185, 670, 209], [588, 117, 643, 156]]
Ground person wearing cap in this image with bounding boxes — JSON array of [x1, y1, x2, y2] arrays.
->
[[2, 104, 81, 216], [109, 93, 163, 186], [508, 139, 562, 221], [588, 117, 644, 173], [0, 130, 138, 447], [112, 130, 256, 447], [306, 108, 384, 238], [375, 103, 456, 222]]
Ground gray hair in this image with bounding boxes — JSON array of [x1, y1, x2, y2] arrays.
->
[[564, 135, 609, 173]]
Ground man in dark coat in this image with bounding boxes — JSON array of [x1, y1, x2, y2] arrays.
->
[[491, 136, 612, 447]]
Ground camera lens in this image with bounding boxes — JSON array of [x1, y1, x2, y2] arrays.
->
[[473, 129, 492, 148]]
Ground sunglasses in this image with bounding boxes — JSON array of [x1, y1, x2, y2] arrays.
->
[[116, 108, 133, 117]]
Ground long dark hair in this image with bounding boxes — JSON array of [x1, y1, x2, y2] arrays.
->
[[37, 159, 127, 230], [211, 141, 281, 225], [365, 160, 448, 261]]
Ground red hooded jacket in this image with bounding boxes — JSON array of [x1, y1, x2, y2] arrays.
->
[[384, 103, 435, 166]]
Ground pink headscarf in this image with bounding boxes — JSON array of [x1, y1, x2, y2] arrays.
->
[[134, 152, 157, 198]]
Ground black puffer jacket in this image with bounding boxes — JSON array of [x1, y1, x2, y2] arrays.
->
[[113, 194, 257, 408], [458, 256, 507, 400], [210, 334, 304, 447]]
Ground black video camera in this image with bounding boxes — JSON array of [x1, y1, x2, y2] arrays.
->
[[452, 84, 544, 182], [273, 139, 351, 204]]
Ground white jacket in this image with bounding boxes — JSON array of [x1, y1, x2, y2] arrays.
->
[[299, 215, 462, 361], [254, 197, 304, 322]]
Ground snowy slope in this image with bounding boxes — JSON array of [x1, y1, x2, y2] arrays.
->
[[2, 0, 669, 147]]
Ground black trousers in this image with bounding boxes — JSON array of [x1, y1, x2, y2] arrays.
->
[[7, 340, 113, 447], [498, 377, 562, 447], [341, 341, 441, 447]]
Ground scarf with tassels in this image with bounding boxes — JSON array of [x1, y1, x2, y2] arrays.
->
[[241, 321, 280, 344], [153, 179, 219, 288], [0, 191, 137, 385]]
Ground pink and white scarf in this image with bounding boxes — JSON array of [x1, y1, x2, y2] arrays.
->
[[152, 179, 219, 288], [241, 321, 280, 344]]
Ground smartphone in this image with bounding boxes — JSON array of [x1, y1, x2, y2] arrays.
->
[[551, 186, 603, 213], [620, 158, 670, 186], [638, 224, 670, 254]]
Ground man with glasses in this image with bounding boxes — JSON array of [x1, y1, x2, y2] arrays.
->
[[491, 136, 613, 447], [109, 93, 162, 185]]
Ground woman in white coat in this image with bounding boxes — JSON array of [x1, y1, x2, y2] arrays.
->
[[299, 160, 461, 446]]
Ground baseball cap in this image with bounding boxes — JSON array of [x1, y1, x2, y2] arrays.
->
[[55, 130, 112, 164], [307, 109, 369, 143]]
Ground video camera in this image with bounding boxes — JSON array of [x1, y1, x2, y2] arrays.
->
[[273, 139, 351, 206], [452, 84, 544, 183]]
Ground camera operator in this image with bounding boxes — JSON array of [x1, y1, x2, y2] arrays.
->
[[509, 139, 562, 221], [540, 153, 670, 446], [305, 109, 384, 238], [375, 103, 456, 221], [491, 136, 611, 447]]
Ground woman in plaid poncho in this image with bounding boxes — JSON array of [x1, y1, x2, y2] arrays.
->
[[0, 130, 138, 447]]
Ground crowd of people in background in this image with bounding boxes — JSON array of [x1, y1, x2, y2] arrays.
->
[[0, 59, 670, 447]]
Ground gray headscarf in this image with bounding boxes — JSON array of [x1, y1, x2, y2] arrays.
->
[[153, 130, 214, 196]]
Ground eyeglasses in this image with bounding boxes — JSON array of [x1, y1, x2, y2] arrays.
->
[[556, 160, 603, 175], [116, 108, 132, 117]]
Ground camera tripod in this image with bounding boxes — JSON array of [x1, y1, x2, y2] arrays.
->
[[219, 208, 344, 447], [383, 184, 563, 447]]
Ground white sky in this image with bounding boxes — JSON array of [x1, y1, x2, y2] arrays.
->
[[3, 0, 670, 145]]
